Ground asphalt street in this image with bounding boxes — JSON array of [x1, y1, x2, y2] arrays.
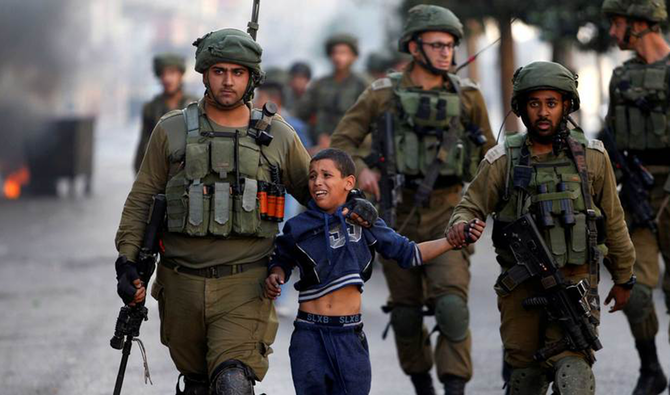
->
[[1, 121, 668, 394]]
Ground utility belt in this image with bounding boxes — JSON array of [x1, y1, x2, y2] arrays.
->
[[403, 174, 461, 191], [491, 217, 607, 249], [161, 257, 268, 279]]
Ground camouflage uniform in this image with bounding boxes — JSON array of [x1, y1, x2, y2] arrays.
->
[[603, 0, 670, 392], [331, 6, 494, 393], [449, 61, 635, 395], [134, 54, 197, 173]]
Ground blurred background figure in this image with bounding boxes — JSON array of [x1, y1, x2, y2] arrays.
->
[[365, 51, 392, 80], [296, 33, 368, 154], [133, 53, 197, 174], [283, 61, 312, 115]]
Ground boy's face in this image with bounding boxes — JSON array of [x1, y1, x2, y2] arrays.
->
[[309, 159, 355, 214]]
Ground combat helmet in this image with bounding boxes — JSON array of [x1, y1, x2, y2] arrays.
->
[[602, 0, 667, 23], [325, 33, 359, 56], [511, 61, 580, 115], [398, 5, 464, 53], [153, 53, 186, 77], [192, 28, 264, 103]]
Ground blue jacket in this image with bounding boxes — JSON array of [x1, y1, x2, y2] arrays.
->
[[269, 200, 423, 302]]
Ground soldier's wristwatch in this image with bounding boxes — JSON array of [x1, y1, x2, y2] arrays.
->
[[620, 274, 637, 290]]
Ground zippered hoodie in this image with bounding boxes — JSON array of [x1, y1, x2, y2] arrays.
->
[[270, 200, 423, 302]]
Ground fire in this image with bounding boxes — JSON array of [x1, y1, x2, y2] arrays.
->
[[3, 167, 30, 200]]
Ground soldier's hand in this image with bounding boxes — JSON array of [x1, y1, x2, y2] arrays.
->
[[116, 256, 145, 305], [464, 218, 485, 243], [358, 168, 381, 202], [605, 284, 631, 313], [265, 268, 285, 300], [342, 198, 378, 228], [446, 222, 468, 249]]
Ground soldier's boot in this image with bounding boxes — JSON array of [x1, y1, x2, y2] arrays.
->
[[632, 339, 667, 395], [551, 357, 595, 395], [211, 359, 256, 395], [507, 366, 550, 395], [442, 374, 466, 395], [410, 372, 436, 395], [175, 374, 209, 395]]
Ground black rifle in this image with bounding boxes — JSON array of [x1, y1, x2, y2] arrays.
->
[[247, 0, 261, 41], [599, 128, 656, 232], [364, 111, 404, 228], [111, 194, 167, 395], [500, 214, 602, 363]]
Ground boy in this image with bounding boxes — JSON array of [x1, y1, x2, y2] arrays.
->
[[264, 148, 484, 395]]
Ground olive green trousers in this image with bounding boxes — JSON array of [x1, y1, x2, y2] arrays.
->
[[151, 264, 278, 381]]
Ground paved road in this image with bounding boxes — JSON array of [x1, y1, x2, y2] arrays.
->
[[0, 122, 668, 394]]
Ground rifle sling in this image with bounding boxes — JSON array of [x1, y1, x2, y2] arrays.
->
[[566, 137, 600, 302]]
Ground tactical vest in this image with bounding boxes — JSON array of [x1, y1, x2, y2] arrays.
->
[[610, 58, 670, 150], [389, 73, 480, 181], [163, 103, 279, 239], [493, 130, 604, 269]]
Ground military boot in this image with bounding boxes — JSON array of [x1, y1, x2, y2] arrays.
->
[[632, 339, 667, 395], [442, 374, 466, 395], [410, 372, 436, 395]]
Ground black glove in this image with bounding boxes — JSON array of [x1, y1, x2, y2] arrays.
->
[[343, 194, 378, 227], [115, 256, 140, 305]]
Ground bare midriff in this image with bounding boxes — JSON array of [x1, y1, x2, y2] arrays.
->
[[298, 284, 362, 316]]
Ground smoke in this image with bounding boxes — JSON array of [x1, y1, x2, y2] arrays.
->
[[0, 0, 87, 172]]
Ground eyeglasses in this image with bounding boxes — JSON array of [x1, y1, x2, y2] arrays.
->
[[421, 41, 456, 52]]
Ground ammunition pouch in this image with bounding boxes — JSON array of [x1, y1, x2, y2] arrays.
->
[[164, 102, 281, 239], [610, 62, 670, 151]]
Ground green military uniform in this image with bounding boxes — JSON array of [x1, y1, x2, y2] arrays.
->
[[115, 29, 312, 393], [134, 54, 197, 174], [331, 63, 494, 386], [449, 61, 635, 394], [134, 92, 197, 173], [296, 34, 369, 142], [331, 7, 494, 392], [602, 0, 670, 392]]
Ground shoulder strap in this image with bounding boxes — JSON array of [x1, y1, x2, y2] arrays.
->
[[183, 102, 200, 139]]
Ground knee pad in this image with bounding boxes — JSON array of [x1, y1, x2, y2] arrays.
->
[[623, 284, 653, 324], [211, 359, 255, 395], [552, 357, 594, 395], [507, 366, 550, 395], [435, 294, 469, 342], [176, 374, 209, 395], [390, 305, 423, 338]]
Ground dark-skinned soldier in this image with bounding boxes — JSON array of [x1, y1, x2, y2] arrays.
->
[[331, 5, 495, 394], [602, 1, 670, 393], [446, 61, 636, 395], [296, 33, 369, 153], [114, 29, 376, 395], [134, 53, 197, 174]]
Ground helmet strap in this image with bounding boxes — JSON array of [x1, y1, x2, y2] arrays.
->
[[414, 37, 449, 77]]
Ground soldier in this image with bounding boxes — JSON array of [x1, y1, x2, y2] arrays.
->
[[134, 53, 197, 174], [296, 33, 369, 152], [446, 61, 636, 395], [602, 1, 670, 393], [283, 61, 312, 115], [114, 28, 376, 394], [330, 5, 495, 394]]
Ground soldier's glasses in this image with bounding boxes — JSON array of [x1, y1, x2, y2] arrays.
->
[[421, 41, 456, 52]]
